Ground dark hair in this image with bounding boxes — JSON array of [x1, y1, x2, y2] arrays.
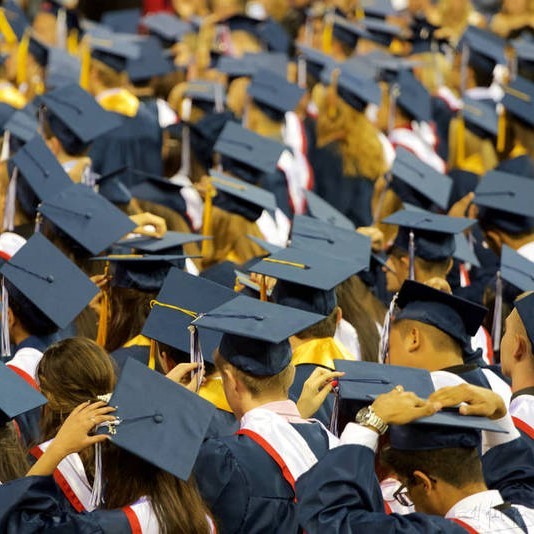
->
[[42, 113, 89, 157], [296, 307, 339, 340], [0, 422, 30, 481], [157, 342, 190, 366], [380, 446, 483, 488], [7, 281, 58, 337]]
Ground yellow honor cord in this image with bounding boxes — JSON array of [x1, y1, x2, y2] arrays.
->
[[262, 257, 308, 269], [0, 9, 17, 45], [210, 176, 247, 191], [259, 276, 267, 302], [150, 299, 198, 319], [67, 29, 79, 55], [497, 105, 506, 154], [16, 32, 29, 87], [96, 262, 110, 348], [148, 338, 156, 370], [455, 114, 466, 168], [322, 16, 334, 54], [201, 182, 215, 258], [79, 37, 91, 90]]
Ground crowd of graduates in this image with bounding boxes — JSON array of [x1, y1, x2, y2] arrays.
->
[[1, 0, 534, 532]]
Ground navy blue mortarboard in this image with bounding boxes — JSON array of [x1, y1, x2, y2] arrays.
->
[[37, 183, 136, 255], [502, 75, 534, 128], [2, 0, 30, 42], [475, 171, 534, 234], [127, 36, 174, 83], [255, 18, 291, 54], [383, 209, 475, 261], [101, 8, 141, 34], [515, 292, 534, 347], [142, 267, 236, 362], [3, 109, 37, 144], [29, 36, 50, 68], [95, 168, 132, 205], [512, 39, 534, 79], [391, 147, 452, 210], [45, 47, 81, 90], [247, 235, 283, 254], [11, 135, 72, 202], [91, 36, 140, 72], [39, 83, 122, 154], [454, 233, 481, 268], [500, 244, 534, 292], [460, 26, 506, 75], [305, 190, 356, 231], [396, 69, 431, 122], [217, 52, 288, 79], [248, 69, 305, 121], [0, 233, 98, 328], [296, 45, 335, 82], [214, 121, 285, 177], [332, 15, 367, 49], [360, 50, 416, 83], [360, 17, 404, 47], [191, 295, 324, 375], [116, 231, 207, 255], [184, 81, 225, 112], [395, 279, 487, 354], [141, 13, 193, 47], [97, 357, 215, 480], [462, 96, 498, 139], [360, 0, 396, 19], [189, 111, 233, 170], [210, 169, 277, 221], [0, 361, 47, 425]]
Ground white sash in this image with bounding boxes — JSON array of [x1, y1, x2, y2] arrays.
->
[[125, 497, 160, 534], [7, 347, 43, 387], [389, 127, 446, 173], [481, 368, 512, 408], [510, 395, 534, 433]]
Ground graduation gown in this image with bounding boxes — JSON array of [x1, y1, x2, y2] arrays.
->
[[111, 335, 152, 373], [200, 376, 240, 438]]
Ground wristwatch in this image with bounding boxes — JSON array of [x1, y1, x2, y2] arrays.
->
[[355, 406, 389, 435]]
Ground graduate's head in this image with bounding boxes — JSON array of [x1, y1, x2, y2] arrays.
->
[[500, 292, 534, 380]]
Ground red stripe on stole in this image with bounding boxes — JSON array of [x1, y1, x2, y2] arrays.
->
[[122, 506, 143, 534], [7, 364, 40, 390], [512, 416, 534, 440], [450, 517, 479, 533]]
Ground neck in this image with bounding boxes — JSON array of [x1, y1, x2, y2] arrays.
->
[[289, 335, 307, 351], [237, 392, 289, 421], [440, 481, 488, 516], [510, 361, 534, 393], [504, 232, 534, 251], [433, 352, 464, 371]]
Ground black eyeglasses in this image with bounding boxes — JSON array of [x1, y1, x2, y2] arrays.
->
[[392, 483, 413, 507]]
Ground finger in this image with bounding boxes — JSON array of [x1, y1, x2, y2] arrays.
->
[[315, 383, 334, 404], [87, 434, 110, 446], [71, 401, 91, 416], [458, 403, 490, 417], [91, 414, 117, 425]]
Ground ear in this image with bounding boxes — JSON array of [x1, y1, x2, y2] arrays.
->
[[445, 257, 454, 275], [407, 326, 421, 353], [412, 470, 434, 494], [513, 333, 529, 362], [485, 229, 502, 252], [222, 365, 239, 395], [7, 306, 15, 331], [159, 351, 176, 374]]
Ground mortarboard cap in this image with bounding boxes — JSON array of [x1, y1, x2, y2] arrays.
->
[[332, 15, 368, 49], [95, 167, 132, 205], [142, 267, 236, 361], [460, 26, 506, 75], [37, 183, 136, 255], [255, 18, 291, 54], [511, 39, 534, 79], [247, 69, 305, 121], [191, 294, 324, 375], [296, 45, 335, 82], [116, 231, 207, 255], [502, 75, 534, 128], [45, 47, 81, 90], [515, 292, 534, 348], [0, 233, 98, 328], [360, 50, 417, 83], [500, 244, 534, 292], [396, 69, 431, 122], [29, 36, 50, 68], [359, 17, 404, 47], [0, 361, 47, 425], [210, 169, 277, 221], [97, 357, 215, 480], [360, 0, 396, 19], [101, 8, 141, 34], [127, 36, 175, 83], [215, 121, 285, 177], [91, 36, 140, 72], [2, 0, 30, 42], [246, 234, 283, 254], [454, 233, 481, 268], [462, 96, 498, 138], [217, 52, 288, 79], [3, 109, 37, 144], [305, 190, 356, 231], [475, 171, 534, 234], [184, 81, 225, 112], [383, 209, 475, 261], [140, 13, 193, 47], [11, 135, 72, 202], [391, 147, 452, 210], [39, 83, 122, 153]]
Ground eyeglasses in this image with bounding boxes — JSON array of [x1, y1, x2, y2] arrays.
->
[[392, 483, 413, 507]]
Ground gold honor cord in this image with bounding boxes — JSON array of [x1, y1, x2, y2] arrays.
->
[[96, 262, 111, 348], [210, 176, 247, 191], [503, 85, 531, 102], [201, 182, 215, 258], [0, 9, 17, 45], [150, 300, 199, 319], [262, 257, 309, 269]]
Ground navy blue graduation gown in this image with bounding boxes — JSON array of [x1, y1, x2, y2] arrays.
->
[[0, 476, 131, 533], [89, 103, 163, 190], [111, 345, 151, 373], [206, 409, 240, 439], [431, 95, 454, 161], [194, 422, 331, 533]]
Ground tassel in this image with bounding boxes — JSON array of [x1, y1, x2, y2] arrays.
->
[[79, 37, 91, 90], [1, 278, 11, 358], [96, 262, 110, 348], [496, 103, 506, 154], [67, 29, 79, 55], [455, 114, 466, 168], [491, 270, 503, 353], [408, 230, 415, 280], [329, 386, 340, 436], [214, 84, 224, 113], [459, 43, 469, 96], [200, 181, 215, 259], [89, 441, 103, 508], [379, 293, 398, 364], [388, 83, 400, 135], [321, 12, 334, 54], [177, 98, 192, 178], [56, 8, 67, 50], [34, 212, 42, 234], [1, 129, 10, 162], [148, 339, 157, 370], [188, 325, 204, 393], [3, 166, 17, 231], [0, 9, 17, 45], [259, 276, 267, 302], [16, 32, 30, 88]]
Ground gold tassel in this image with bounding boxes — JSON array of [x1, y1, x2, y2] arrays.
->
[[259, 276, 267, 302], [67, 29, 79, 55], [497, 104, 506, 154], [455, 114, 466, 168], [96, 262, 110, 348], [79, 37, 91, 90], [322, 15, 334, 54], [201, 181, 215, 258], [0, 9, 17, 45], [148, 338, 156, 370], [16, 32, 29, 88]]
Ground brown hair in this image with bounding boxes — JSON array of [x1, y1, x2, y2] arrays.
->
[[0, 422, 30, 481], [296, 307, 339, 340]]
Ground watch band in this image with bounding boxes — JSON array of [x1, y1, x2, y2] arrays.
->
[[356, 406, 389, 435]]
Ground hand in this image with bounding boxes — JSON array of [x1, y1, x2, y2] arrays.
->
[[357, 226, 384, 252], [448, 192, 476, 220], [371, 386, 441, 425], [166, 362, 205, 392], [88, 274, 111, 315], [129, 212, 167, 238], [297, 368, 345, 419], [429, 383, 507, 420]]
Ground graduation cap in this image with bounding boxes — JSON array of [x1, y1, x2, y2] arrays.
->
[[191, 294, 324, 375], [210, 169, 277, 222], [45, 47, 82, 90], [39, 83, 122, 154], [97, 357, 215, 480], [141, 13, 193, 47], [305, 190, 356, 231], [511, 38, 534, 79], [214, 121, 285, 177], [515, 292, 534, 348], [126, 36, 174, 83], [395, 69, 431, 122], [360, 0, 396, 19], [500, 244, 534, 292], [391, 147, 452, 210], [11, 135, 72, 202], [395, 279, 487, 357], [217, 52, 288, 80], [502, 75, 534, 128], [101, 8, 141, 34], [91, 36, 141, 72], [29, 36, 50, 68], [247, 69, 305, 121], [247, 234, 283, 254], [360, 50, 416, 83], [295, 45, 335, 83], [142, 267, 236, 362], [462, 96, 498, 139], [359, 17, 404, 47], [116, 231, 207, 255], [332, 15, 368, 49], [454, 233, 480, 268], [475, 170, 534, 234], [0, 361, 47, 425], [0, 233, 98, 329], [184, 81, 226, 112], [1, 0, 30, 42], [95, 168, 132, 205], [459, 26, 506, 75], [255, 18, 291, 54], [37, 183, 137, 255], [383, 209, 475, 262], [3, 109, 38, 144]]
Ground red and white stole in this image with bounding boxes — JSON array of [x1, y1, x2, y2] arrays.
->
[[510, 395, 534, 440]]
